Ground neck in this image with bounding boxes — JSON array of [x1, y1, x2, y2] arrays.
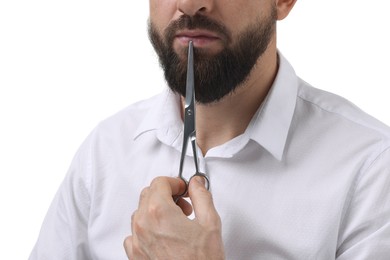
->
[[185, 43, 278, 155]]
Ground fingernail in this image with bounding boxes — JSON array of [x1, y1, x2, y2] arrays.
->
[[193, 176, 206, 186]]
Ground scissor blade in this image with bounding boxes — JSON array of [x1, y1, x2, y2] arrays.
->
[[178, 41, 195, 180], [185, 41, 194, 108], [184, 41, 196, 143]]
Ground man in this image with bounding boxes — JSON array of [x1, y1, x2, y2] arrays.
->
[[30, 0, 390, 259]]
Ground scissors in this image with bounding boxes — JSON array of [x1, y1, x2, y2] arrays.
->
[[177, 41, 210, 195]]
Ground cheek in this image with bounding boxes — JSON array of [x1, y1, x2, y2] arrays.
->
[[149, 0, 178, 32], [216, 0, 267, 29]]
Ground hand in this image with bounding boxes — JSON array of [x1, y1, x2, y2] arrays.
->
[[124, 176, 225, 259]]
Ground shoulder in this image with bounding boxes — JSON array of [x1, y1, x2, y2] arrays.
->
[[90, 91, 170, 142], [296, 78, 390, 141], [99, 93, 162, 131]]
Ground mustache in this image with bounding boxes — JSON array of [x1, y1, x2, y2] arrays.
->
[[164, 14, 232, 45]]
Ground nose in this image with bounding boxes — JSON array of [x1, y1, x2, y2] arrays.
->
[[176, 0, 213, 16]]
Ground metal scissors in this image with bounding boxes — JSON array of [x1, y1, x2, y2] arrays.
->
[[178, 41, 210, 195]]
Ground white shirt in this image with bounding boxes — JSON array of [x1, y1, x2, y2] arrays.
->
[[30, 55, 390, 259]]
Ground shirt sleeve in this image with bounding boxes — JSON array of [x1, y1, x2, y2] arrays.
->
[[29, 135, 93, 260], [336, 146, 390, 259]]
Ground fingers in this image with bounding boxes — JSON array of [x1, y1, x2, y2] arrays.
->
[[175, 197, 193, 216], [138, 177, 187, 210], [188, 176, 221, 227], [123, 236, 133, 259], [127, 177, 195, 259], [126, 176, 223, 259], [137, 176, 217, 222], [149, 176, 187, 198]]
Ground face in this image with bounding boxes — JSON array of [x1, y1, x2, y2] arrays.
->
[[148, 0, 277, 104]]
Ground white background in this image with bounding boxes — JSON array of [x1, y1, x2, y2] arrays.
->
[[1, 1, 389, 259]]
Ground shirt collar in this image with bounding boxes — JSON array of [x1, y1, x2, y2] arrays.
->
[[133, 89, 183, 148], [133, 53, 298, 161], [247, 53, 298, 160]]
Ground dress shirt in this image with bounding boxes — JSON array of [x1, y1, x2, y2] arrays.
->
[[30, 54, 390, 259]]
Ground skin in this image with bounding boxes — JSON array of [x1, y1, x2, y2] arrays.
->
[[150, 0, 296, 154], [125, 177, 224, 259], [124, 0, 297, 258]]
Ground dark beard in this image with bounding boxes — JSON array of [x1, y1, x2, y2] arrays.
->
[[148, 10, 277, 104]]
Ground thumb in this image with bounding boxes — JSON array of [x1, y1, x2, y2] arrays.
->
[[188, 176, 220, 226]]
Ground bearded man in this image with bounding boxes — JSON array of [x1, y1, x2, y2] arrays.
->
[[30, 0, 390, 259]]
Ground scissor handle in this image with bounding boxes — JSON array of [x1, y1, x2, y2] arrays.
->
[[176, 172, 210, 199], [189, 172, 210, 191]]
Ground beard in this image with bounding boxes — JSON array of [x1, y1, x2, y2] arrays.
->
[[148, 8, 277, 104]]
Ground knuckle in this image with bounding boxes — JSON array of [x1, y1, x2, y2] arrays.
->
[[132, 211, 146, 233], [131, 210, 148, 237], [139, 187, 150, 200], [131, 205, 164, 233], [147, 203, 164, 219], [150, 176, 166, 187], [132, 216, 144, 235], [131, 210, 138, 225]]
